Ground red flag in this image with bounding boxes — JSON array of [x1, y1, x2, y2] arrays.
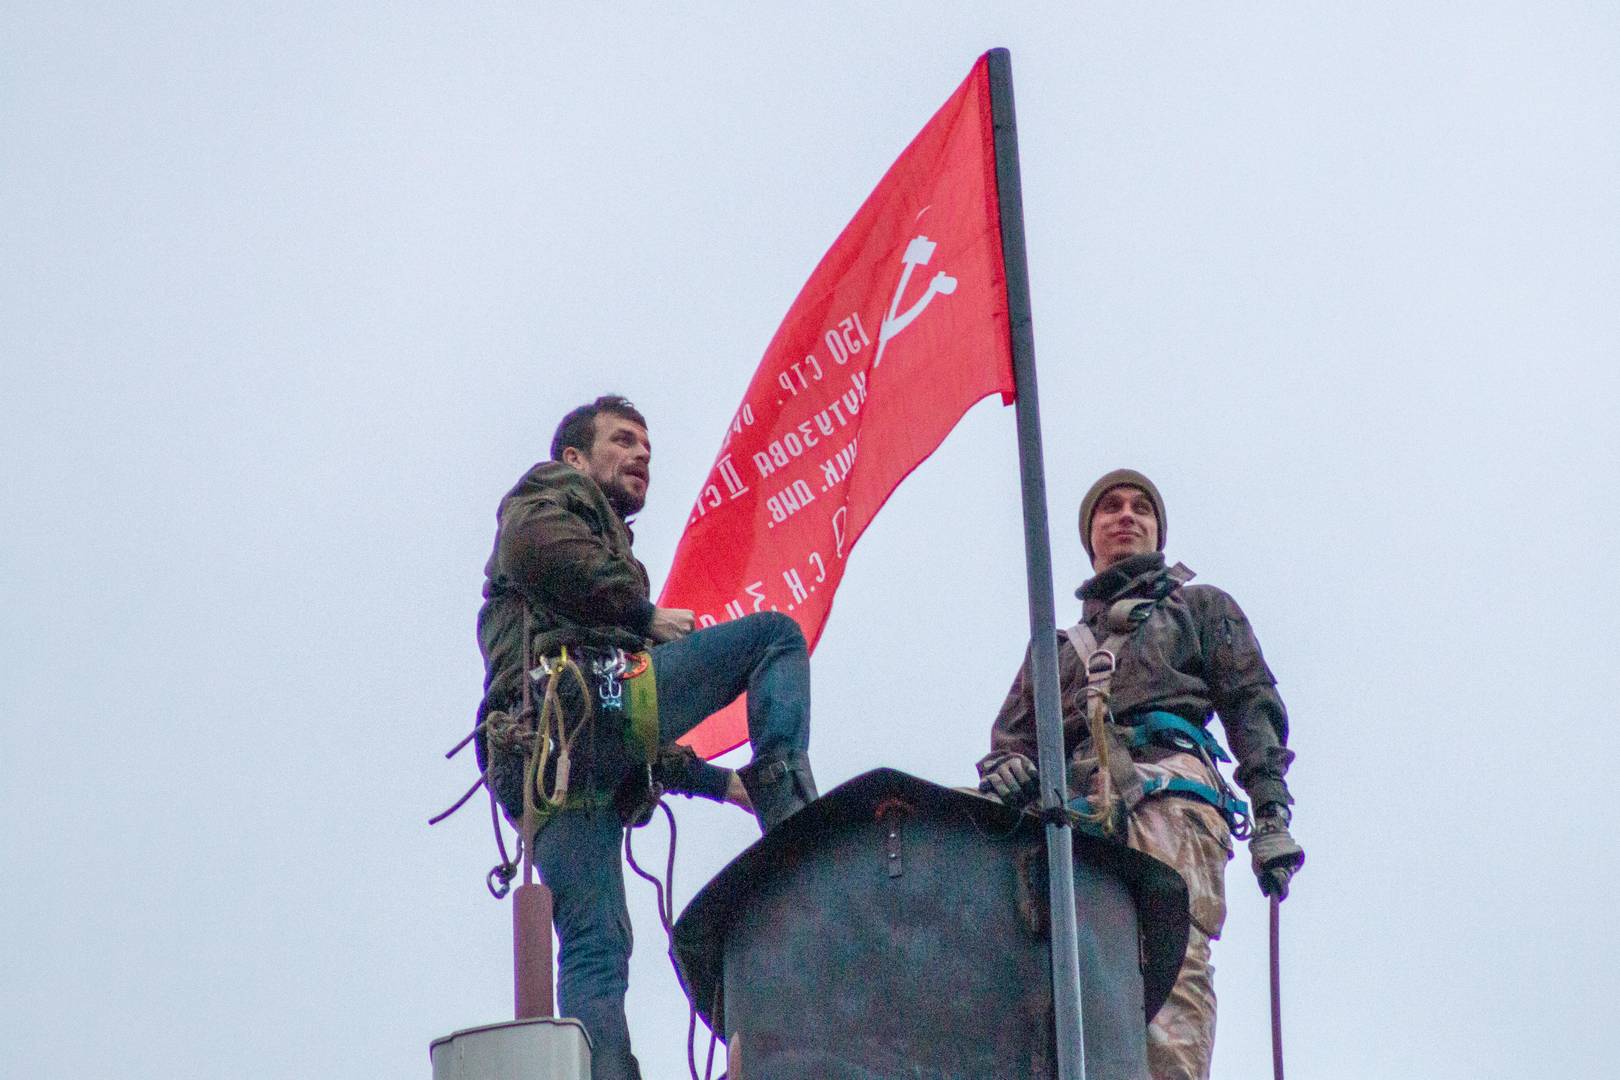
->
[[661, 55, 1015, 758]]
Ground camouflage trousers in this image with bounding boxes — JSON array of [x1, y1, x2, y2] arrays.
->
[[1084, 750, 1233, 1080]]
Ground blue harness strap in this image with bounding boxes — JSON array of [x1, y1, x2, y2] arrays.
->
[[1069, 777, 1250, 834], [1142, 776, 1250, 827], [1122, 710, 1232, 762], [1069, 710, 1251, 834]]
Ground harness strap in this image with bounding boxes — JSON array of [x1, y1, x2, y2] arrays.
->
[[1068, 775, 1250, 833], [1143, 775, 1250, 821], [1125, 710, 1233, 763], [1062, 620, 1143, 833], [1058, 562, 1215, 836], [623, 651, 658, 765]]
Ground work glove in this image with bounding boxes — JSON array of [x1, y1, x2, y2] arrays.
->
[[1249, 808, 1305, 900], [979, 753, 1039, 809]]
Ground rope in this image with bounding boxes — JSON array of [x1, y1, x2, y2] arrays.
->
[[1072, 687, 1117, 829], [625, 800, 720, 1080], [431, 635, 598, 898], [515, 651, 594, 885], [427, 614, 543, 897], [625, 800, 678, 933], [426, 707, 521, 897], [428, 769, 485, 826]]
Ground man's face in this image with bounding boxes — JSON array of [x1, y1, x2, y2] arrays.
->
[[564, 413, 651, 518], [1089, 484, 1159, 570]]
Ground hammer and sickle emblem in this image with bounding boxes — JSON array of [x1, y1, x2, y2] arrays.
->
[[873, 235, 958, 368], [831, 506, 849, 559]]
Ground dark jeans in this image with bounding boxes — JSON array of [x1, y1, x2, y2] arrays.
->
[[535, 611, 810, 1080]]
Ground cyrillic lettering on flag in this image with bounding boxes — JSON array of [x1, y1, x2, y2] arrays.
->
[[661, 55, 1015, 758]]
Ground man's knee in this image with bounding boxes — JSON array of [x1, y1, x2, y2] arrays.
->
[[751, 609, 805, 649]]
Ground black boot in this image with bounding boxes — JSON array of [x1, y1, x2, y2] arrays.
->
[[737, 749, 817, 833]]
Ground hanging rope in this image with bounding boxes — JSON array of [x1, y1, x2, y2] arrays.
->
[[434, 616, 717, 1070], [430, 611, 598, 898], [513, 649, 594, 884], [1063, 662, 1121, 832], [625, 800, 720, 1080], [429, 707, 522, 898], [1270, 894, 1285, 1079], [625, 800, 677, 932]]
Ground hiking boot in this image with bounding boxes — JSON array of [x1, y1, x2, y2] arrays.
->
[[737, 749, 817, 833]]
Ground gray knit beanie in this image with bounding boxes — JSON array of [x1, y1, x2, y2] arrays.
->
[[1078, 469, 1167, 561]]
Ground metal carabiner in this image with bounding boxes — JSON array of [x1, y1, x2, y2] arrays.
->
[[487, 861, 517, 899]]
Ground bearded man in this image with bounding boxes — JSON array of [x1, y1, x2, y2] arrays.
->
[[475, 395, 817, 1080], [977, 468, 1305, 1080]]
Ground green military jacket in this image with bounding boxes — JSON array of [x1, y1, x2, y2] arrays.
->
[[474, 460, 728, 813], [477, 461, 657, 718], [980, 552, 1295, 812]]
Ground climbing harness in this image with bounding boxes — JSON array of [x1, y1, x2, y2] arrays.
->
[[1064, 710, 1252, 836], [434, 619, 714, 1076], [430, 618, 563, 896], [430, 602, 659, 899], [1060, 570, 1182, 835], [1120, 709, 1231, 762], [1068, 771, 1250, 836], [1059, 564, 1251, 839]]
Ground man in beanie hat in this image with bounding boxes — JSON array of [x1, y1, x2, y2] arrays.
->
[[978, 469, 1303, 1080]]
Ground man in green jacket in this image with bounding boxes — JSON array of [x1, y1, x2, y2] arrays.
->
[[978, 469, 1304, 1080], [476, 395, 817, 1080]]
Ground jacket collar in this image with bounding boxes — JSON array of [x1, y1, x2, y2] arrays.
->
[[1076, 552, 1195, 619], [1077, 552, 1168, 602]]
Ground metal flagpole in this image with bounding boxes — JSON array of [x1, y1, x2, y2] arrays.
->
[[985, 47, 1088, 1080]]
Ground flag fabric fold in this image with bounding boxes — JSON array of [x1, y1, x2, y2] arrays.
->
[[661, 55, 1016, 758]]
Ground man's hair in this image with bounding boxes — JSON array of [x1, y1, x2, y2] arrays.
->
[[550, 395, 648, 461]]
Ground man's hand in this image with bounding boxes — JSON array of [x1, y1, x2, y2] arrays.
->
[[1250, 809, 1305, 900], [979, 753, 1039, 809], [724, 770, 753, 812], [649, 606, 696, 643]]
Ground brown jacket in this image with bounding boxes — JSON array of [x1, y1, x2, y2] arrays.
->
[[979, 552, 1295, 811], [477, 461, 656, 717], [474, 461, 727, 808]]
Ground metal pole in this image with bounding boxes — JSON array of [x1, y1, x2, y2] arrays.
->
[[515, 817, 553, 1020], [986, 47, 1088, 1080], [514, 882, 556, 1019], [1270, 895, 1285, 1080]]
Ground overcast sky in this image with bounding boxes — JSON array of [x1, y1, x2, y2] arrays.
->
[[5, 5, 1618, 1078]]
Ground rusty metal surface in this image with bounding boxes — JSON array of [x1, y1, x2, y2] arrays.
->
[[512, 882, 555, 1020], [672, 769, 1189, 1080]]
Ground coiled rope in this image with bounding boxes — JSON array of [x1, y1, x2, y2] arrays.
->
[[513, 650, 593, 883], [434, 624, 717, 1076], [431, 622, 597, 897]]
